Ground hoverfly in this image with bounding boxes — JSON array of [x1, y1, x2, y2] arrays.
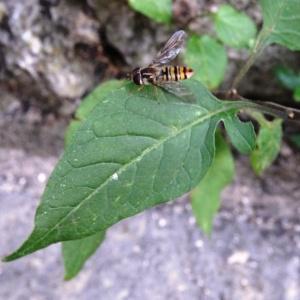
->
[[129, 30, 194, 100]]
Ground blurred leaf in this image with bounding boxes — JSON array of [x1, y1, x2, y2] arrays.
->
[[3, 80, 265, 261], [260, 0, 300, 50], [213, 4, 257, 48], [250, 113, 282, 175], [191, 132, 234, 235], [184, 35, 227, 89], [275, 66, 300, 91], [128, 0, 172, 23], [63, 231, 105, 280], [291, 134, 300, 148], [65, 80, 125, 146], [293, 86, 300, 102], [223, 115, 256, 154]]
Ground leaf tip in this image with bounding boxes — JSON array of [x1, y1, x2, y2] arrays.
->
[[200, 221, 213, 237], [1, 257, 9, 263], [2, 252, 19, 262], [2, 245, 32, 262], [63, 274, 74, 281]]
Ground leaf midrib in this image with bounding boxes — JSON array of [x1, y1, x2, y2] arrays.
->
[[16, 101, 240, 257]]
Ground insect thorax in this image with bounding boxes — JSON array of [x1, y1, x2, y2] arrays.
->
[[140, 67, 158, 85]]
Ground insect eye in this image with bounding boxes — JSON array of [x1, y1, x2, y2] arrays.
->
[[133, 73, 142, 85]]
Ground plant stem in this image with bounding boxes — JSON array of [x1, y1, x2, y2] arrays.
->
[[232, 98, 300, 121], [231, 30, 269, 90]]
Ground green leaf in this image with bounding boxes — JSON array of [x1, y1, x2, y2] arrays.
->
[[65, 80, 125, 146], [232, 0, 300, 89], [213, 4, 257, 48], [3, 80, 261, 261], [184, 35, 227, 90], [128, 0, 172, 24], [62, 231, 105, 280], [260, 0, 300, 50], [250, 113, 282, 175], [191, 132, 234, 235], [293, 86, 300, 102], [223, 115, 256, 154], [275, 66, 300, 91], [291, 134, 300, 148]]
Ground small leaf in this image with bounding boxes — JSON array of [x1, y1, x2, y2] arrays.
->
[[128, 0, 172, 24], [250, 113, 282, 175], [184, 35, 227, 90], [290, 134, 300, 148], [213, 4, 257, 48], [191, 132, 234, 235], [65, 80, 125, 146], [3, 80, 263, 261], [223, 115, 256, 154], [275, 66, 300, 91], [293, 86, 300, 102], [63, 231, 105, 280], [260, 0, 300, 50]]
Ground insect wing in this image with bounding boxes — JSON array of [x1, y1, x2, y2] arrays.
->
[[151, 30, 187, 67], [157, 81, 196, 103]]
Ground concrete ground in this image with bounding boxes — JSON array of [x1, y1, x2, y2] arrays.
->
[[0, 116, 299, 300]]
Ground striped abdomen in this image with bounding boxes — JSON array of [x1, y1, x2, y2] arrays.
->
[[160, 66, 193, 81]]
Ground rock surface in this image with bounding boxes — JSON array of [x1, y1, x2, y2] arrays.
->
[[1, 0, 300, 115]]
